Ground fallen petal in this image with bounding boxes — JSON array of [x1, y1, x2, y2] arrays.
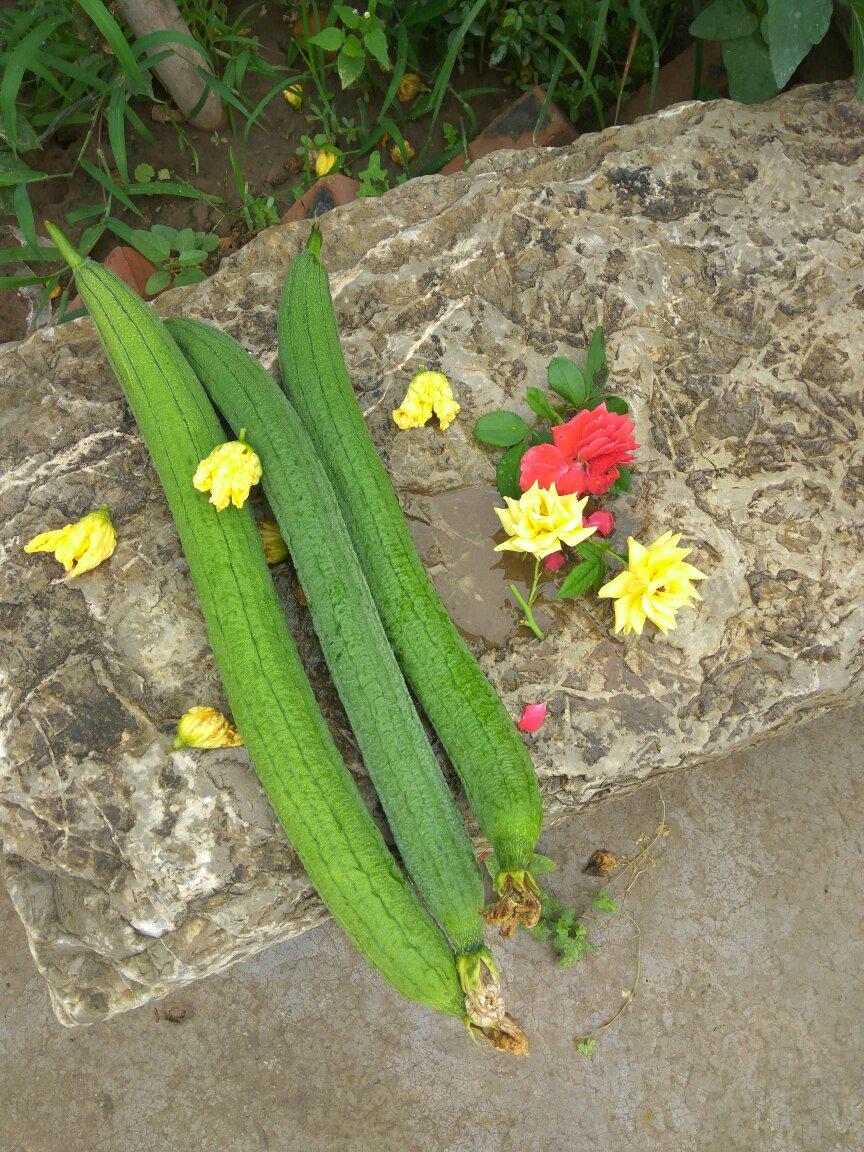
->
[[518, 702, 548, 733]]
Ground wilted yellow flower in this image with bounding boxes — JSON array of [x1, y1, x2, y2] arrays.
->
[[283, 83, 303, 109], [23, 506, 116, 579], [258, 520, 289, 564], [315, 148, 338, 177], [494, 483, 595, 559], [598, 531, 707, 636], [172, 706, 244, 750], [397, 73, 423, 103], [393, 370, 460, 431], [193, 440, 262, 512], [390, 139, 415, 167]]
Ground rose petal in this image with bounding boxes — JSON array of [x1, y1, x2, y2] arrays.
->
[[519, 443, 570, 492], [542, 550, 566, 571], [518, 702, 548, 733], [585, 510, 614, 536]]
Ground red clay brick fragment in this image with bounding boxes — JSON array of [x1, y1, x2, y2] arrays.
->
[[440, 86, 576, 175], [281, 175, 361, 223], [67, 245, 159, 313], [623, 42, 726, 123]]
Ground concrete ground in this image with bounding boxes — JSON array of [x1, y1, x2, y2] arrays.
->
[[1, 707, 862, 1152]]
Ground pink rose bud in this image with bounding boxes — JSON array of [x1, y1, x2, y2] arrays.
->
[[518, 702, 548, 733], [542, 550, 565, 571], [585, 510, 614, 536]]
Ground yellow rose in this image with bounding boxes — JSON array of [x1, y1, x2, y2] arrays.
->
[[172, 706, 244, 750], [392, 370, 460, 431], [598, 531, 707, 636], [193, 439, 262, 512], [494, 483, 595, 559], [23, 506, 116, 579]]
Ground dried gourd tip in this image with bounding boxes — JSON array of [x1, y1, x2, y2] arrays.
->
[[481, 871, 542, 939], [467, 1013, 531, 1057]]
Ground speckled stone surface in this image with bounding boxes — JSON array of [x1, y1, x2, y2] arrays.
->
[[1, 82, 863, 1025]]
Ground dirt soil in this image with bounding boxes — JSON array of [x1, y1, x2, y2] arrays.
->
[[0, 3, 519, 343]]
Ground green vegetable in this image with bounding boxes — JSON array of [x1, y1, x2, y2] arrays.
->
[[278, 226, 544, 937], [44, 222, 466, 1022], [165, 319, 488, 962]]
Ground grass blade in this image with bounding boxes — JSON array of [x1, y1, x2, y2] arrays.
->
[[0, 13, 68, 152], [107, 86, 129, 186], [80, 156, 140, 214], [76, 0, 148, 94]]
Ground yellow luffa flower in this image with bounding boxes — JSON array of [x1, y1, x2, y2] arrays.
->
[[494, 483, 596, 559], [193, 440, 262, 512], [315, 148, 338, 177], [172, 706, 244, 751], [283, 83, 303, 109], [258, 520, 289, 565], [393, 370, 460, 431], [23, 506, 116, 579], [390, 139, 416, 167], [598, 531, 707, 636], [397, 73, 424, 103]]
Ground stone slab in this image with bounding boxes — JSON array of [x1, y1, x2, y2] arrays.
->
[[1, 82, 862, 1025]]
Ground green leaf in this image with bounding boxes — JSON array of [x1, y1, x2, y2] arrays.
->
[[172, 267, 207, 287], [586, 326, 608, 391], [0, 13, 67, 154], [496, 440, 527, 499], [529, 426, 554, 446], [555, 919, 596, 967], [474, 410, 531, 447], [723, 33, 781, 103], [557, 544, 606, 599], [363, 23, 391, 69], [310, 26, 345, 51], [177, 249, 208, 266], [145, 268, 171, 295], [335, 4, 363, 28], [77, 0, 148, 94], [528, 921, 553, 943], [529, 853, 558, 875], [762, 0, 832, 88], [107, 87, 129, 187], [591, 891, 619, 913], [337, 36, 366, 88], [0, 149, 47, 188], [134, 162, 155, 184], [525, 387, 561, 422], [12, 183, 36, 249], [176, 227, 196, 251], [548, 356, 588, 408], [575, 1037, 597, 1058], [689, 0, 757, 40], [482, 852, 500, 879], [79, 156, 141, 215], [604, 395, 629, 415], [610, 465, 632, 494], [157, 168, 171, 181], [127, 228, 171, 264]]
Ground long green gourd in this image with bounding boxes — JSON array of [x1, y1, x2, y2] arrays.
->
[[165, 318, 519, 1033], [278, 227, 544, 936], [44, 224, 471, 1027]]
